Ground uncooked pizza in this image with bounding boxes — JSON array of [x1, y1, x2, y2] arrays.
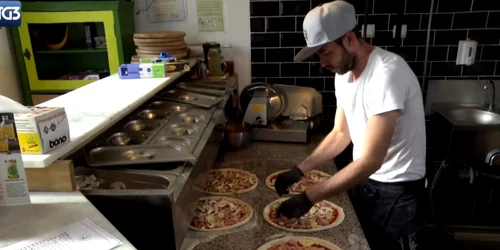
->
[[196, 168, 258, 195], [266, 170, 331, 194], [257, 236, 343, 250], [263, 197, 344, 232], [189, 196, 254, 231]]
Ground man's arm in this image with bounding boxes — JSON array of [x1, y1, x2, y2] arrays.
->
[[306, 110, 400, 203], [297, 107, 351, 174]]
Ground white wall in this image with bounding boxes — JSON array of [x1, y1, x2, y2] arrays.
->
[[0, 28, 23, 103], [134, 0, 251, 91]]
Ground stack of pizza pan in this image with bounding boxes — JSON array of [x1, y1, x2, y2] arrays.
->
[[131, 32, 188, 62], [189, 168, 346, 250]]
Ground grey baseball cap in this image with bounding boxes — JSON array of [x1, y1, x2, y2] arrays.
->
[[294, 0, 357, 62]]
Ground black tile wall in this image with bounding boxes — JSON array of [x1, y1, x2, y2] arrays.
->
[[250, 0, 500, 132]]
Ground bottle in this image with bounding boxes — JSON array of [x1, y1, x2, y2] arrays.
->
[[0, 115, 15, 140], [222, 45, 234, 76], [84, 23, 97, 49], [207, 42, 222, 77], [7, 154, 19, 179], [0, 137, 7, 153]]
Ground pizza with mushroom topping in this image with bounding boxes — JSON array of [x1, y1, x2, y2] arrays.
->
[[196, 168, 258, 195], [263, 197, 344, 232], [266, 170, 331, 194], [257, 236, 343, 250], [189, 196, 254, 231]]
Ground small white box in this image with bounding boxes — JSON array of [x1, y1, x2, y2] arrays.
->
[[14, 107, 70, 154]]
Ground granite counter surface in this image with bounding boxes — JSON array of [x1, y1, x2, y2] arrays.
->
[[184, 135, 370, 250]]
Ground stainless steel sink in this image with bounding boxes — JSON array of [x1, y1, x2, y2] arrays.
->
[[445, 108, 500, 125], [432, 104, 500, 127]]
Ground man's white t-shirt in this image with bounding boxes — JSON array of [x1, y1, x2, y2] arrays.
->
[[334, 47, 426, 183]]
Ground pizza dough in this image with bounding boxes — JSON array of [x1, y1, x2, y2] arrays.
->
[[257, 236, 343, 250], [195, 168, 259, 195], [263, 197, 345, 232], [189, 196, 254, 232], [266, 170, 331, 194]]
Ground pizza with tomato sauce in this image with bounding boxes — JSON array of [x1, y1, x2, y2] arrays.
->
[[189, 196, 254, 232], [196, 168, 258, 195], [257, 236, 343, 250], [266, 170, 331, 194], [263, 197, 344, 232]]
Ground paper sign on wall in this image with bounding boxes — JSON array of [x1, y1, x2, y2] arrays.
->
[[196, 0, 225, 32], [147, 0, 186, 23]]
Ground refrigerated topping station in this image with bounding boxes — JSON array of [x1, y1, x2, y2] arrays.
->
[[1, 68, 238, 250]]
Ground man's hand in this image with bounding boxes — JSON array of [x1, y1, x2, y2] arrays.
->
[[274, 167, 304, 196], [275, 192, 314, 219]]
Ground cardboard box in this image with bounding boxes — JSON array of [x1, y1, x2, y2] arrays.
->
[[165, 60, 191, 73], [118, 63, 166, 79], [139, 63, 166, 78], [14, 107, 70, 154], [0, 112, 30, 206]]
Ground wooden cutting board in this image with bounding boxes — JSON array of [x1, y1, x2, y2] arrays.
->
[[134, 50, 189, 60], [134, 40, 186, 47], [134, 32, 186, 39], [136, 47, 187, 54], [136, 44, 187, 50], [133, 37, 185, 44]]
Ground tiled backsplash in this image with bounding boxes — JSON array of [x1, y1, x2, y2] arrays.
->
[[250, 0, 500, 130]]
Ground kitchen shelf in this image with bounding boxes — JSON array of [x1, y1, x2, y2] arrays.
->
[[35, 48, 107, 54], [12, 1, 135, 105]]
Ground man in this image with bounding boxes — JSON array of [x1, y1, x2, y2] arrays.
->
[[273, 1, 427, 250]]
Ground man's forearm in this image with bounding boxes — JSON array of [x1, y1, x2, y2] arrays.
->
[[297, 130, 351, 173], [306, 158, 380, 203]]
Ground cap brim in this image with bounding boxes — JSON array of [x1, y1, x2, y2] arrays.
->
[[294, 44, 324, 62]]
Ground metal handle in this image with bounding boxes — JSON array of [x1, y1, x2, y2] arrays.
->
[[301, 104, 308, 117], [23, 48, 31, 60]]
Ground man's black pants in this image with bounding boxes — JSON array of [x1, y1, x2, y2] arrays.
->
[[351, 178, 427, 250]]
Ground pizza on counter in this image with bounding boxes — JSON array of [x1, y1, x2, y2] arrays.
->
[[189, 196, 254, 231], [196, 168, 258, 195], [263, 197, 344, 232], [266, 170, 331, 194], [257, 236, 343, 250]]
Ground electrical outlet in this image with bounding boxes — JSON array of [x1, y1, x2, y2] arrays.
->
[[361, 24, 375, 38], [392, 25, 408, 38]]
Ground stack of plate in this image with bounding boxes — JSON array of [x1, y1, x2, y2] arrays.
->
[[132, 32, 188, 62]]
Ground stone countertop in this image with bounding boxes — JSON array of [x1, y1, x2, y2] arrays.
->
[[185, 135, 370, 250]]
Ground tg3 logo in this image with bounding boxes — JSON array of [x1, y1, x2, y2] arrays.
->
[[0, 1, 21, 27], [49, 136, 67, 149]]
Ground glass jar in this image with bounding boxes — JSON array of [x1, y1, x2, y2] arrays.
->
[[207, 42, 222, 77]]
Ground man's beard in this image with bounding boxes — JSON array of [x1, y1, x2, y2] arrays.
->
[[335, 47, 356, 75]]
